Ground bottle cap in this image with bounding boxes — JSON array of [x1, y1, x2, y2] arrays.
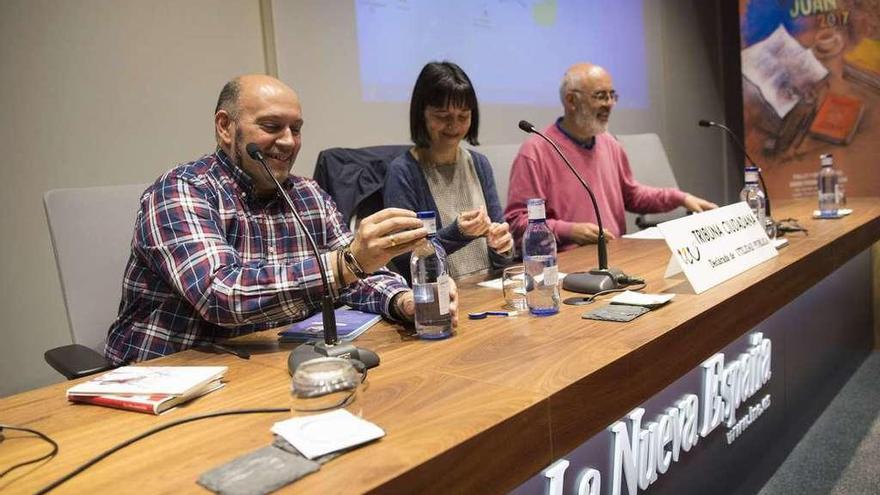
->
[[744, 167, 759, 183], [527, 198, 546, 221], [820, 154, 833, 167], [417, 211, 437, 234]]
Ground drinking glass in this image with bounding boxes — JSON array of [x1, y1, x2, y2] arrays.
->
[[502, 265, 528, 312], [290, 357, 361, 413]]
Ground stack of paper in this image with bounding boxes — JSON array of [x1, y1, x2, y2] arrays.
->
[[66, 366, 227, 414]]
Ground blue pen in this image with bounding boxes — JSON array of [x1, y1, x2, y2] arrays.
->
[[468, 311, 518, 320]]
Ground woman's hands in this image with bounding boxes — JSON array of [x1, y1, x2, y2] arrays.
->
[[457, 207, 491, 238]]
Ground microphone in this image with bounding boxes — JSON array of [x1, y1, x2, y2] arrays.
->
[[245, 143, 379, 373], [698, 120, 773, 218], [517, 120, 634, 296]]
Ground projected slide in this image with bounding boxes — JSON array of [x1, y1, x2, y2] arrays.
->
[[355, 0, 647, 108]]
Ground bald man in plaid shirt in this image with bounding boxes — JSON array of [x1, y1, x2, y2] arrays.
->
[[106, 75, 458, 365]]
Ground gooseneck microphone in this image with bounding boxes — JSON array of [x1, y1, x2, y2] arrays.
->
[[245, 143, 379, 373], [698, 120, 772, 217], [517, 121, 635, 296]]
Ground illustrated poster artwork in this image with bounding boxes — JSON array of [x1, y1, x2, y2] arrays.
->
[[740, 0, 880, 200]]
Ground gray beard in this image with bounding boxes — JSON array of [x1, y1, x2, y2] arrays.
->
[[232, 128, 246, 170], [573, 111, 607, 137]]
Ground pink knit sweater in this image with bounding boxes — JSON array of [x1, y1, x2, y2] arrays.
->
[[504, 124, 685, 251]]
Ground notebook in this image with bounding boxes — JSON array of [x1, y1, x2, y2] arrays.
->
[[278, 307, 382, 343]]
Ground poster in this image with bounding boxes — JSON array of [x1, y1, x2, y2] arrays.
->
[[740, 0, 880, 201]]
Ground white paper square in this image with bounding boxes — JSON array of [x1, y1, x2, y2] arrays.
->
[[271, 409, 385, 459], [477, 272, 567, 290], [609, 290, 675, 307]]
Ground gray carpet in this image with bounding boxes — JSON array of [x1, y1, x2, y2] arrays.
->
[[758, 352, 880, 495]]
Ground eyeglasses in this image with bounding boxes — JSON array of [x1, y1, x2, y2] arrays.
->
[[572, 89, 619, 103]]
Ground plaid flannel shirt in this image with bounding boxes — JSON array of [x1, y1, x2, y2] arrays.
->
[[105, 150, 408, 365]]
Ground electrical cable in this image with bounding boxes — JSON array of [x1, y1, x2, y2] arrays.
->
[[777, 218, 808, 235], [0, 425, 59, 478], [563, 283, 647, 306], [35, 407, 289, 494]]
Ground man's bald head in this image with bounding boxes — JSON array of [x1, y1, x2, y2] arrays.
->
[[559, 63, 610, 105], [213, 75, 303, 196], [557, 63, 616, 140], [214, 75, 299, 123]]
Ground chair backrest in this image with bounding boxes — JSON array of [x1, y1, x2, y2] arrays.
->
[[615, 133, 684, 231], [44, 184, 148, 353], [470, 143, 522, 210], [312, 145, 410, 229]]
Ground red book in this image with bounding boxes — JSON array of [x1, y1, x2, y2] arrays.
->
[[809, 93, 865, 145], [68, 380, 224, 415]]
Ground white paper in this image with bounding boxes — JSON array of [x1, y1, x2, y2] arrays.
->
[[664, 254, 683, 278], [66, 366, 228, 396], [609, 290, 675, 307], [272, 409, 385, 459], [477, 277, 505, 290], [622, 227, 664, 240], [478, 272, 568, 290], [437, 275, 450, 315], [741, 25, 828, 118]]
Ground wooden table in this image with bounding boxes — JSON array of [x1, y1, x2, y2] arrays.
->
[[2, 198, 878, 494]]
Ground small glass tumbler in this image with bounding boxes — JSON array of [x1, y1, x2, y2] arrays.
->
[[502, 265, 528, 312], [290, 357, 361, 413]]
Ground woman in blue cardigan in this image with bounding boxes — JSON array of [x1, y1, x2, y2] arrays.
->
[[384, 61, 515, 281]]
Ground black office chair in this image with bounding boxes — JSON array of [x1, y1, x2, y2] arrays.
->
[[312, 145, 410, 230]]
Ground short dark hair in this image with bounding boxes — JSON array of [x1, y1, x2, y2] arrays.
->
[[215, 78, 242, 120], [409, 61, 480, 148]]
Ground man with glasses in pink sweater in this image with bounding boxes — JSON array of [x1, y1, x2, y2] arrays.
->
[[504, 63, 717, 251]]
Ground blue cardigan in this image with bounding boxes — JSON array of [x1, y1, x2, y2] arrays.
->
[[383, 148, 513, 279]]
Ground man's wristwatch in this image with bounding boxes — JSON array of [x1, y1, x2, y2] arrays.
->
[[341, 245, 369, 279]]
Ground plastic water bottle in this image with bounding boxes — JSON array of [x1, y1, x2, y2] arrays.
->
[[522, 198, 560, 316], [817, 154, 839, 216], [410, 211, 452, 339], [739, 166, 766, 232]]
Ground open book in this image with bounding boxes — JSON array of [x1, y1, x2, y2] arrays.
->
[[741, 24, 828, 119], [67, 366, 227, 414]]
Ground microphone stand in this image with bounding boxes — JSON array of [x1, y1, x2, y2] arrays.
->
[[245, 143, 379, 373], [699, 120, 777, 230], [518, 121, 636, 296]]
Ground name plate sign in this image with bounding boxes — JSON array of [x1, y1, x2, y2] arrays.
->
[[658, 202, 777, 294]]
